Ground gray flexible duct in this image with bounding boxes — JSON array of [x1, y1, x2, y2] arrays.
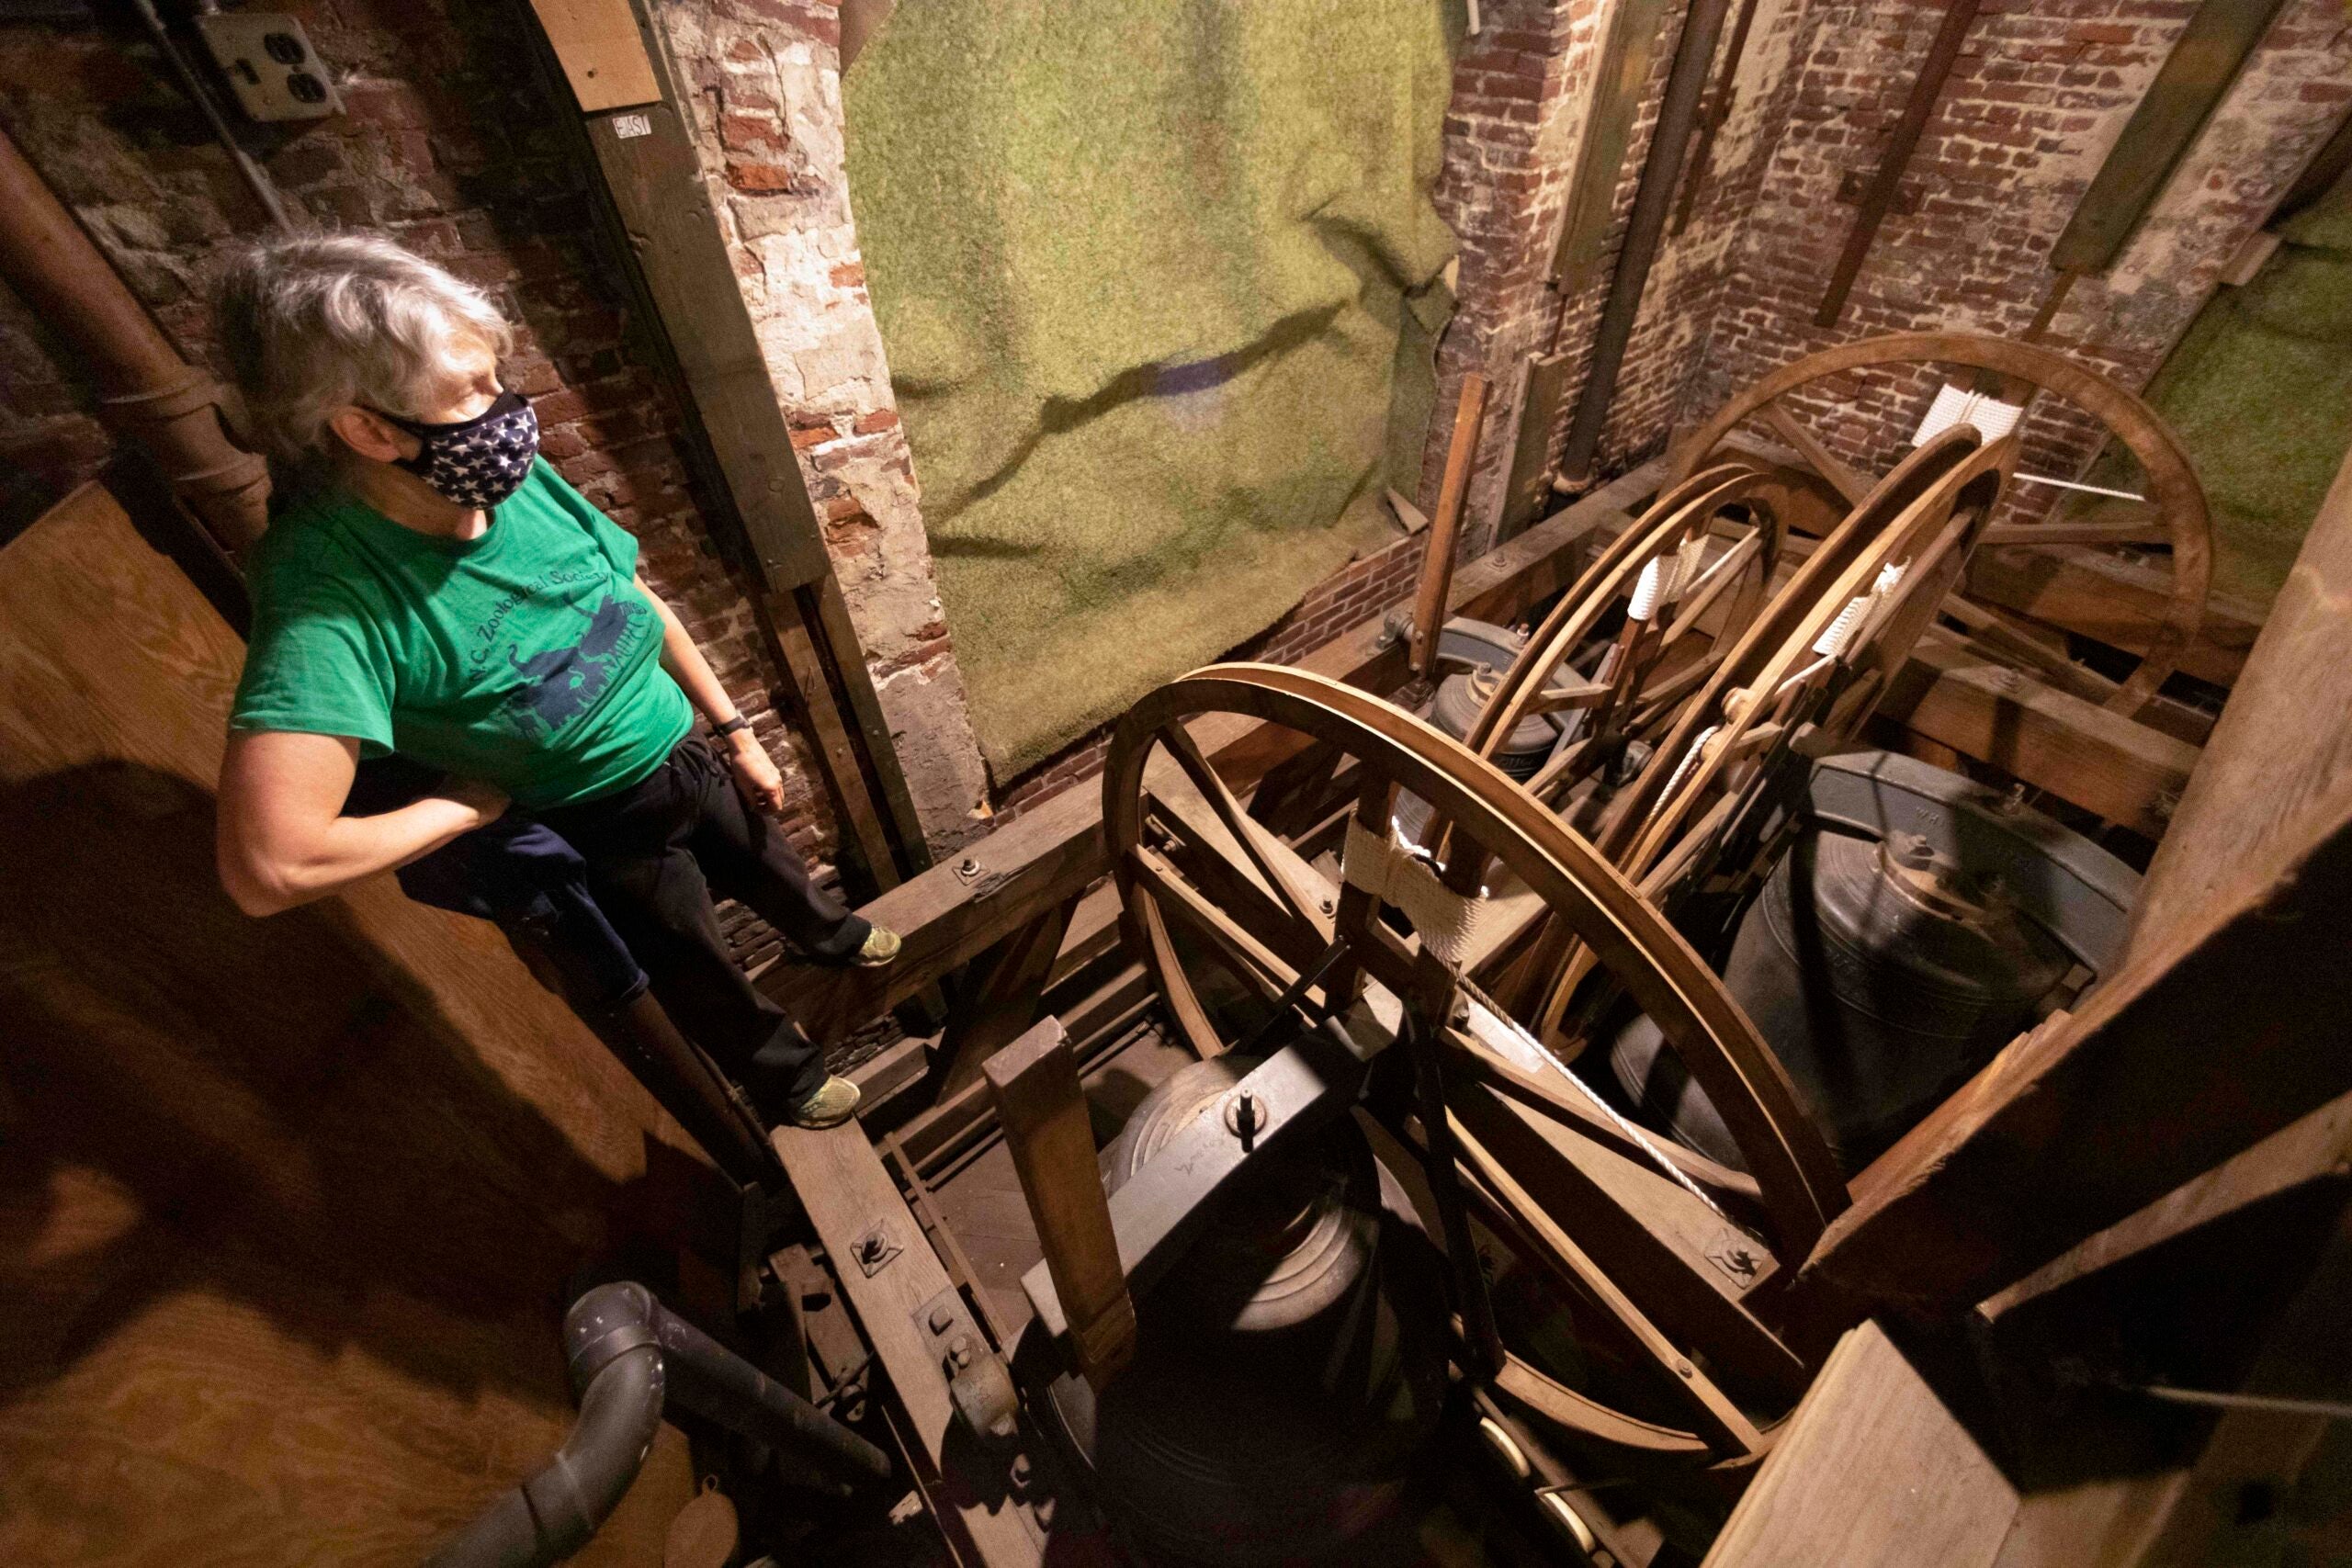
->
[[428, 1282, 891, 1568]]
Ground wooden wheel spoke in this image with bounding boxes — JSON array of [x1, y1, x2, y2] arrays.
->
[[1159, 719, 1334, 932], [1127, 844, 1302, 1008], [1453, 1111, 1764, 1452], [1980, 515, 2170, 548], [1762, 402, 1870, 506]]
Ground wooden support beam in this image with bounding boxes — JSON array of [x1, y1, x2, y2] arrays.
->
[[1551, 0, 1673, 285], [2048, 0, 2296, 274], [1815, 0, 1985, 326], [769, 1122, 1042, 1564], [761, 457, 1667, 1046], [984, 1019, 1135, 1388], [1964, 545, 2258, 690], [1881, 628, 2199, 838], [938, 899, 1073, 1095], [1411, 372, 1491, 677]]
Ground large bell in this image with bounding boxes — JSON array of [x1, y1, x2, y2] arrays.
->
[[1611, 822, 2073, 1175], [1040, 1053, 1447, 1566]]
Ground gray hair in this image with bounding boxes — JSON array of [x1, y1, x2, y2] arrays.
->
[[210, 231, 514, 460]]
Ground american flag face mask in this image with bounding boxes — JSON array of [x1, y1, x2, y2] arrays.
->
[[374, 389, 541, 509]]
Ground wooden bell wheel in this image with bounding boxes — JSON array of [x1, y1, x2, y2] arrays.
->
[[1513, 429, 2017, 1038], [1457, 464, 1788, 818], [1667, 331, 2211, 716], [1102, 663, 1847, 1466]]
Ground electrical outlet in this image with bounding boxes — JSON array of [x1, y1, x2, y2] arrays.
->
[[192, 12, 342, 123]]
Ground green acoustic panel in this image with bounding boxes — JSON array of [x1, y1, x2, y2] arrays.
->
[[846, 0, 1459, 777], [1552, 0, 1674, 286], [2051, 0, 2294, 274]]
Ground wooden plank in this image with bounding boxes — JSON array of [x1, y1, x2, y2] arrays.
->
[[2132, 447, 2352, 960], [1881, 628, 2200, 838], [761, 458, 1667, 1045], [527, 0, 661, 111], [769, 586, 902, 897], [983, 1020, 1134, 1388], [1701, 1323, 2018, 1567], [1552, 0, 1674, 284], [1500, 353, 1573, 538], [1815, 0, 1985, 326], [2050, 0, 2296, 273], [938, 900, 1071, 1094], [769, 1122, 1042, 1564], [1981, 1088, 2352, 1324], [1411, 372, 1491, 676], [1964, 544, 2259, 689]]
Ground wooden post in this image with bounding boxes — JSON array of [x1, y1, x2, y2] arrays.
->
[[1410, 372, 1491, 677], [1814, 0, 1984, 327], [984, 1018, 1135, 1388]]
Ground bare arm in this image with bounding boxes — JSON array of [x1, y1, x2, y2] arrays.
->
[[640, 573, 787, 812], [217, 728, 507, 917]]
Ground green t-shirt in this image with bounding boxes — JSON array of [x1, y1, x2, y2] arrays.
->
[[232, 459, 694, 809]]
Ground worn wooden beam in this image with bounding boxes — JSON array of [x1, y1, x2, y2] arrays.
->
[[769, 1122, 1043, 1564], [1815, 0, 1985, 326], [1552, 0, 1674, 285], [1964, 544, 2258, 690], [761, 457, 1668, 1045], [938, 900, 1071, 1095], [2049, 0, 2296, 274], [1881, 627, 2199, 838], [2130, 449, 2352, 959], [1500, 352, 1573, 539], [984, 1019, 1134, 1389], [1412, 372, 1492, 675]]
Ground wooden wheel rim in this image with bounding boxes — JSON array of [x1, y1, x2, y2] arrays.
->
[[1463, 463, 1787, 770], [1102, 663, 1848, 1258], [1668, 331, 2211, 715]]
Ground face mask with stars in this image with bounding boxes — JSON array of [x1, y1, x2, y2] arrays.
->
[[373, 389, 541, 509]]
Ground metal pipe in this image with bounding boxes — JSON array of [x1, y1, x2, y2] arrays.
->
[[0, 122, 272, 553], [429, 1282, 891, 1568], [426, 1346, 666, 1568], [128, 0, 296, 233], [1553, 0, 1736, 490]]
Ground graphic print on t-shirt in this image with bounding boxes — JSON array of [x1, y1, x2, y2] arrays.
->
[[497, 591, 657, 739]]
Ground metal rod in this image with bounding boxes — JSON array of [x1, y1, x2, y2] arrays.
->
[[129, 0, 296, 232]]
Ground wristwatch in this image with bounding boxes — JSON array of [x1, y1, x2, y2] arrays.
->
[[713, 714, 752, 739]]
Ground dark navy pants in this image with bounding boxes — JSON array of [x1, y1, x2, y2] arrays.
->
[[540, 735, 867, 1110]]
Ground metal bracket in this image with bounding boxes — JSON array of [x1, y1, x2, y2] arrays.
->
[[849, 1221, 902, 1279], [911, 1288, 1018, 1443]]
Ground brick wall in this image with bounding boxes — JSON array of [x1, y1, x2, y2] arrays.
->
[[652, 0, 990, 850], [0, 1, 870, 886], [1693, 0, 2352, 503]]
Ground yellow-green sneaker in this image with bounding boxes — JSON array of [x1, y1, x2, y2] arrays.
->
[[786, 1075, 862, 1129], [854, 924, 902, 968]]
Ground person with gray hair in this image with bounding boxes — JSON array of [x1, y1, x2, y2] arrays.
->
[[211, 231, 892, 1130]]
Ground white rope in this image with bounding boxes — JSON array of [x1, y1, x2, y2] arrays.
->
[[2013, 470, 2147, 502], [1669, 534, 1710, 602], [1657, 722, 1720, 804], [1627, 555, 1674, 623], [1340, 816, 1507, 968]]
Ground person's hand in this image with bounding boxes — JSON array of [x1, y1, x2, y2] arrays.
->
[[442, 775, 511, 828], [726, 728, 787, 814]]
